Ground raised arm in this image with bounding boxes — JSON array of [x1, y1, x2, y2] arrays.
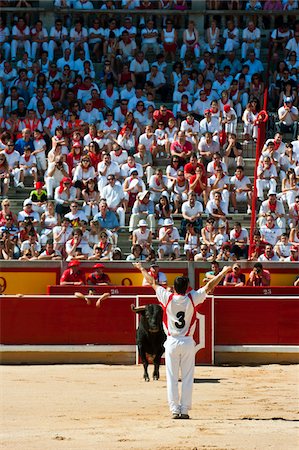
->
[[132, 262, 158, 291], [203, 265, 232, 294]]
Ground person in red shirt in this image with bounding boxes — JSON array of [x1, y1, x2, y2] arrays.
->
[[249, 230, 267, 260], [170, 131, 193, 162], [184, 153, 205, 180], [189, 165, 208, 205], [246, 262, 271, 286], [153, 104, 174, 127], [60, 260, 86, 285], [86, 263, 112, 286]]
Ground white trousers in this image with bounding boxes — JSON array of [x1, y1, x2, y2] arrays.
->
[[31, 42, 49, 60], [164, 336, 196, 415], [11, 39, 31, 59], [256, 179, 277, 199], [48, 40, 70, 61]]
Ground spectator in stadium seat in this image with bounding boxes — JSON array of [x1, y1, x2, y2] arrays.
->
[[38, 240, 62, 260], [274, 233, 293, 260], [141, 19, 160, 56], [19, 232, 41, 260], [256, 157, 278, 201], [153, 104, 175, 127], [206, 191, 228, 221], [284, 245, 299, 262], [230, 166, 252, 214], [170, 131, 193, 162], [132, 219, 153, 257], [230, 222, 249, 259], [285, 31, 299, 60], [277, 97, 299, 139], [60, 260, 86, 285], [289, 195, 299, 229], [11, 17, 31, 61], [102, 175, 126, 228], [260, 213, 282, 247], [241, 22, 261, 61], [129, 51, 150, 88], [207, 165, 230, 213], [258, 191, 286, 231], [70, 20, 90, 61], [180, 20, 200, 61], [129, 190, 155, 235], [199, 110, 221, 142], [97, 152, 120, 191], [203, 260, 224, 284], [246, 262, 271, 286], [158, 218, 180, 260], [223, 133, 244, 170], [223, 263, 245, 286], [223, 20, 240, 54], [258, 243, 280, 262], [249, 230, 267, 261], [181, 191, 203, 238], [18, 199, 40, 228], [45, 155, 69, 200]]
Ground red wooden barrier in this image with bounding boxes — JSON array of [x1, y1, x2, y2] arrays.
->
[[47, 285, 154, 296]]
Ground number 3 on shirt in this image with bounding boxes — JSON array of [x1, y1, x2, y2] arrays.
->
[[175, 311, 185, 329]]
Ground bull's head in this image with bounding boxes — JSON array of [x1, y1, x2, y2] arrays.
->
[[131, 304, 163, 333]]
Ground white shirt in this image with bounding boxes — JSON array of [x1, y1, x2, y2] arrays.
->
[[101, 184, 125, 209], [181, 200, 203, 217], [156, 285, 206, 337], [260, 225, 282, 246]]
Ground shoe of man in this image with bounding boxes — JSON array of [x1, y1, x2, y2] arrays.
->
[[180, 414, 190, 419], [172, 413, 180, 419]]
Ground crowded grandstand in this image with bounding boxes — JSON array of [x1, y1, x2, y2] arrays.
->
[[0, 0, 298, 263]]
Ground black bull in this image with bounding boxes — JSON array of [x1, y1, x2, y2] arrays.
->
[[131, 304, 167, 381]]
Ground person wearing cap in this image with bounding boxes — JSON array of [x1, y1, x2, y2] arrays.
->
[[223, 263, 245, 286], [17, 199, 40, 228], [256, 156, 278, 202], [222, 104, 237, 134], [132, 219, 153, 257], [158, 218, 180, 260], [87, 263, 112, 286], [277, 97, 299, 139], [284, 244, 299, 262], [134, 260, 232, 419], [258, 191, 286, 231], [142, 262, 167, 287], [60, 260, 86, 285], [129, 190, 156, 235], [29, 181, 48, 214], [123, 168, 145, 209]]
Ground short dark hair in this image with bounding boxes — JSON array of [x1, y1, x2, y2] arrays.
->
[[174, 276, 189, 295], [254, 262, 263, 270]]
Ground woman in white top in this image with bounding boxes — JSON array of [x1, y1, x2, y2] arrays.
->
[[161, 20, 178, 61], [132, 219, 153, 256], [180, 21, 200, 61], [72, 155, 96, 196], [40, 200, 60, 245], [205, 19, 220, 54]]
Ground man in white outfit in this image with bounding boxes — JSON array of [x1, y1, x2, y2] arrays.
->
[[134, 262, 232, 419]]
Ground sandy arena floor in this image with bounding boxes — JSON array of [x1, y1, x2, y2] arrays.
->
[[1, 364, 298, 450]]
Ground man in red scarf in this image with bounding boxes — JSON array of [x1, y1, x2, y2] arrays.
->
[[258, 191, 286, 232], [285, 246, 299, 262], [142, 262, 167, 287], [87, 263, 112, 285], [153, 104, 174, 127], [229, 222, 249, 259]]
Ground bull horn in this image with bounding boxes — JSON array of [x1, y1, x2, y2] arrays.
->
[[131, 304, 146, 312]]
